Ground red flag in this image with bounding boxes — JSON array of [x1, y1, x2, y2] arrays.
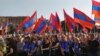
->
[[63, 9, 75, 32], [49, 13, 57, 30], [55, 12, 62, 31], [49, 13, 62, 31]]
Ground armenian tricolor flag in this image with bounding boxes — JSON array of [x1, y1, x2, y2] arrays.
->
[[74, 8, 95, 29], [24, 11, 37, 32], [92, 0, 100, 24], [16, 16, 30, 31], [34, 16, 47, 34]]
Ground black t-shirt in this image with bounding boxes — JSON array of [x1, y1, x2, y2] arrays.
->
[[51, 40, 60, 51], [42, 41, 50, 53], [88, 40, 99, 53], [6, 43, 14, 56], [80, 43, 88, 54], [52, 40, 58, 47], [6, 40, 17, 55]]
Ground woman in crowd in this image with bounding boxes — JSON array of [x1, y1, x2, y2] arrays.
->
[[28, 37, 37, 56], [88, 34, 99, 56], [67, 34, 75, 56], [0, 36, 5, 56], [79, 35, 88, 56], [50, 35, 61, 56], [73, 37, 81, 56], [41, 37, 50, 56], [22, 36, 30, 56], [36, 36, 42, 56], [5, 38, 14, 56], [16, 36, 24, 56], [59, 34, 70, 56]]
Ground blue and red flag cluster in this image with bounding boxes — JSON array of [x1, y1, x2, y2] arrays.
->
[[16, 1, 100, 33]]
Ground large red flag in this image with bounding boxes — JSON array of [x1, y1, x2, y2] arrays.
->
[[49, 13, 57, 30], [55, 12, 62, 31], [63, 9, 75, 32]]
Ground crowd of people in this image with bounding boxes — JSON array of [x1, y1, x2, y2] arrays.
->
[[0, 31, 100, 56]]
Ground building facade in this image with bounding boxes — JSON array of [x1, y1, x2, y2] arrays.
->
[[0, 16, 27, 26]]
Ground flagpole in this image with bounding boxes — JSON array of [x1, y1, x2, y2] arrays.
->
[[5, 24, 7, 37], [64, 21, 67, 34], [91, 0, 96, 35], [74, 20, 76, 34], [73, 8, 76, 34], [92, 13, 95, 35]]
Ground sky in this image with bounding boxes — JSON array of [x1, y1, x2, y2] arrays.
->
[[0, 0, 100, 21]]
